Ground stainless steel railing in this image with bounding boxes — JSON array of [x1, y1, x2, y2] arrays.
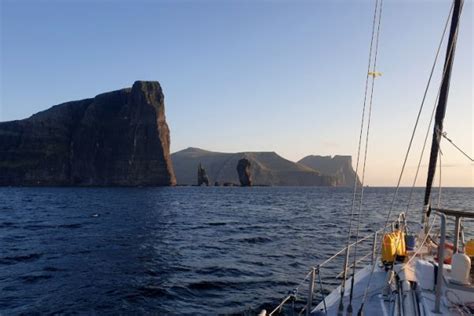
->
[[431, 207, 474, 313], [268, 215, 404, 316]]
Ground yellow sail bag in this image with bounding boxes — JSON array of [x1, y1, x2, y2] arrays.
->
[[381, 230, 406, 264]]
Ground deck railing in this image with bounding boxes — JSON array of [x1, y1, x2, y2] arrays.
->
[[268, 215, 405, 316], [431, 207, 474, 313]]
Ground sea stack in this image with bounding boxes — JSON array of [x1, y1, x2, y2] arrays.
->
[[237, 158, 252, 187], [197, 163, 210, 186], [0, 81, 176, 186]]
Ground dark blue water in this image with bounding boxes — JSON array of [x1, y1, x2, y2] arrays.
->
[[0, 187, 472, 315]]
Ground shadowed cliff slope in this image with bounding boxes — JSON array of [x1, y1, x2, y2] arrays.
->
[[298, 155, 360, 187], [171, 147, 336, 186], [0, 81, 176, 186]]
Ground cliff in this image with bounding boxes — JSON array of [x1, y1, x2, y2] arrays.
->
[[0, 81, 176, 186], [298, 155, 360, 187], [171, 147, 336, 186]]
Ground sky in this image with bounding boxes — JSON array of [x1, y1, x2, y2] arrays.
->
[[1, 0, 472, 187]]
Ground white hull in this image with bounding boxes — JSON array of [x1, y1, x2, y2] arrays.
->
[[313, 256, 474, 315]]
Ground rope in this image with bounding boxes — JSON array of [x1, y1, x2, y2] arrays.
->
[[348, 0, 384, 311], [339, 0, 381, 311], [446, 289, 473, 315], [442, 132, 474, 161], [404, 216, 438, 268]]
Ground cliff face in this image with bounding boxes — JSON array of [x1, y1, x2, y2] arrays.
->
[[0, 81, 176, 186], [298, 155, 360, 187], [171, 147, 336, 186]]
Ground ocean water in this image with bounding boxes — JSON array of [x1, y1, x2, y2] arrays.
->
[[0, 187, 473, 315]]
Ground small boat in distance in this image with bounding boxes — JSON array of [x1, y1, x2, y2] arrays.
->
[[262, 0, 474, 315]]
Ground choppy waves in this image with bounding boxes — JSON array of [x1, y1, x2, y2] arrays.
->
[[0, 186, 472, 314]]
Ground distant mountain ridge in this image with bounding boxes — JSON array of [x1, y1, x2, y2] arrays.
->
[[171, 147, 357, 186], [298, 155, 360, 187]]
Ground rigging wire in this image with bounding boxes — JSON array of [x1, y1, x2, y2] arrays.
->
[[383, 1, 455, 239], [406, 2, 463, 216], [442, 132, 474, 162], [422, 0, 465, 216], [337, 0, 381, 312], [359, 1, 463, 312], [406, 92, 441, 213], [347, 0, 384, 313], [405, 2, 454, 214]]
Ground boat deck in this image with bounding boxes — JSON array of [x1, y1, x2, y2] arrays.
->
[[312, 264, 390, 315]]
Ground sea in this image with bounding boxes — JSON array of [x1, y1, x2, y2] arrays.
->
[[0, 187, 473, 315]]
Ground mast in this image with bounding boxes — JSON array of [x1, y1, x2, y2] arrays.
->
[[422, 0, 463, 229]]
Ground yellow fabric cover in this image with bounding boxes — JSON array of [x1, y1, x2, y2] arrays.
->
[[466, 239, 474, 257], [381, 230, 406, 263]]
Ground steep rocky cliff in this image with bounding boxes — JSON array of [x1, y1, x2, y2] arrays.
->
[[0, 81, 176, 186], [298, 155, 360, 187], [171, 147, 336, 186]]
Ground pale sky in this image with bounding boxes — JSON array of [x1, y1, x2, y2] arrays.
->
[[1, 0, 472, 187]]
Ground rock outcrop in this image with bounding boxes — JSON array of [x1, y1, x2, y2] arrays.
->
[[298, 155, 360, 187], [171, 147, 336, 186], [0, 81, 176, 186], [236, 158, 252, 186], [197, 163, 210, 186]]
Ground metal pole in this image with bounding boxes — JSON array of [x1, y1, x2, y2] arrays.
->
[[434, 213, 446, 313], [338, 245, 350, 316], [453, 216, 461, 253], [306, 267, 316, 316], [423, 0, 463, 230], [317, 265, 328, 314], [371, 231, 378, 265]]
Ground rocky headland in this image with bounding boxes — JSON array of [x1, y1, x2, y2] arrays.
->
[[298, 155, 361, 187], [0, 81, 176, 186], [1, 82, 360, 188], [171, 147, 339, 186]]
